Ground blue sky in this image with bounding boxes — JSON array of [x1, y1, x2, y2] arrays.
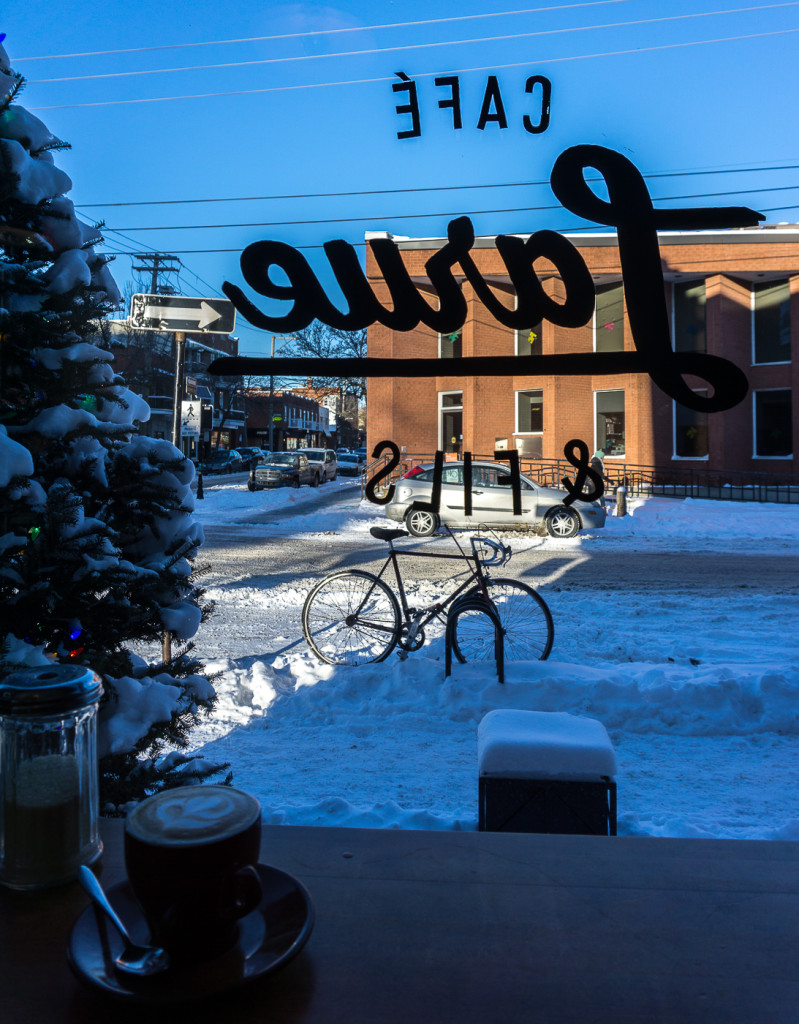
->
[[5, 0, 799, 354]]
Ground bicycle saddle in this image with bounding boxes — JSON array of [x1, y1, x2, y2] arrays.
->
[[370, 526, 408, 541]]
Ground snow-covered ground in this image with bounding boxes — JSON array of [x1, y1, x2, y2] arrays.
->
[[181, 479, 799, 840]]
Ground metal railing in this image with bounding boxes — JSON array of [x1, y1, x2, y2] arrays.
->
[[362, 451, 799, 505]]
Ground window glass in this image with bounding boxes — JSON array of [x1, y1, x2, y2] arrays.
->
[[595, 390, 625, 455], [441, 392, 463, 408], [753, 280, 791, 364], [754, 389, 792, 457], [674, 393, 708, 458], [514, 295, 542, 356], [594, 283, 624, 352], [516, 389, 543, 433], [673, 281, 706, 353]]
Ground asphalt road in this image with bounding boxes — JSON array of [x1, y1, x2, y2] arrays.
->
[[198, 485, 799, 597]]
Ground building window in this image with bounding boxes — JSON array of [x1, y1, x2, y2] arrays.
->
[[516, 389, 543, 433], [439, 391, 463, 454], [674, 392, 709, 458], [753, 280, 791, 364], [594, 283, 624, 352], [754, 389, 792, 458], [595, 390, 625, 456], [514, 294, 542, 356], [673, 281, 706, 353]]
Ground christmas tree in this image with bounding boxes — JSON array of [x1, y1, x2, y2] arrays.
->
[[0, 37, 229, 808]]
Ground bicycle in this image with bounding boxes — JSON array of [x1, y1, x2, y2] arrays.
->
[[301, 525, 554, 667]]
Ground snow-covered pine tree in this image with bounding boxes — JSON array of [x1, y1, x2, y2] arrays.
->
[[0, 38, 229, 809]]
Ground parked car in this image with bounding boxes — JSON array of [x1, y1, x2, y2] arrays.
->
[[199, 449, 244, 475], [337, 453, 365, 477], [297, 448, 338, 484], [385, 460, 607, 538], [249, 451, 316, 490], [235, 446, 265, 469]]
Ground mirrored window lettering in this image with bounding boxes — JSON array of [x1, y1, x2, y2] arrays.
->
[[674, 391, 709, 458], [673, 281, 707, 353], [596, 390, 625, 455], [754, 389, 792, 457], [439, 287, 463, 358], [753, 280, 791, 364], [594, 283, 625, 352]]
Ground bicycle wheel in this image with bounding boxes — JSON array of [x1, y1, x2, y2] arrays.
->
[[302, 570, 401, 666], [451, 578, 554, 663]]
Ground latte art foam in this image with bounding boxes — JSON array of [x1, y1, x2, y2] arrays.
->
[[126, 785, 259, 845]]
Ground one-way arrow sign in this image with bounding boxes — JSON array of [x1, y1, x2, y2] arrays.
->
[[129, 294, 236, 334]]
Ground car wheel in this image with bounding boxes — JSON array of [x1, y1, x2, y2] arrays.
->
[[545, 506, 580, 539], [248, 480, 257, 492], [311, 473, 320, 487], [405, 508, 440, 537], [292, 477, 301, 488]]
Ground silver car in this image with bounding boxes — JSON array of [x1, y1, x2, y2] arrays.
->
[[297, 448, 338, 484], [385, 460, 606, 538]]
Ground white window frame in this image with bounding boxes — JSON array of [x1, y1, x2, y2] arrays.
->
[[514, 388, 543, 436], [672, 390, 709, 461], [752, 387, 793, 459], [438, 390, 463, 451], [593, 388, 625, 459], [751, 280, 791, 367]]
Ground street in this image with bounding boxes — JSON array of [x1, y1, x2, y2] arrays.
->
[[192, 483, 799, 664]]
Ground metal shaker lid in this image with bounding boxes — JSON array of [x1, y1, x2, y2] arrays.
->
[[0, 664, 103, 715]]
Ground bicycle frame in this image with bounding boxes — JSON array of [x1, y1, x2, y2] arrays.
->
[[368, 528, 494, 648]]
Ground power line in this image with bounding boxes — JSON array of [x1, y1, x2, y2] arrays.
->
[[105, 185, 799, 234], [28, 5, 799, 84], [7, 2, 647, 61], [29, 26, 799, 110], [70, 164, 799, 210]]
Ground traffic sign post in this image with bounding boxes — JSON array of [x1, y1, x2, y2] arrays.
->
[[129, 294, 236, 334]]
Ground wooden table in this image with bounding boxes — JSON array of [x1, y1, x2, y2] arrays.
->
[[2, 820, 798, 1023]]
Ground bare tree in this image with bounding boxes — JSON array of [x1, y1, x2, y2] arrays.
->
[[284, 323, 366, 402]]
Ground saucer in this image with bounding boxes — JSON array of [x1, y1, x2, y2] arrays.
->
[[67, 863, 314, 1003]]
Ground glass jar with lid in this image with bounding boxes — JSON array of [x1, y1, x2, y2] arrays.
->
[[0, 664, 103, 890]]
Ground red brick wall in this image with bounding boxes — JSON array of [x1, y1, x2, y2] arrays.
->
[[366, 235, 799, 476]]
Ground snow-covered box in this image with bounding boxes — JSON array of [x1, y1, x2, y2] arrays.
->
[[477, 710, 617, 835]]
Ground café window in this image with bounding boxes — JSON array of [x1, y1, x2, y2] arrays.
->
[[674, 392, 709, 459], [673, 281, 706, 353], [594, 283, 624, 352], [754, 389, 792, 458], [514, 294, 543, 357], [753, 280, 791, 365], [595, 390, 625, 456]]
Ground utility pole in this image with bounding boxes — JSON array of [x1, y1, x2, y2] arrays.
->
[[170, 331, 187, 448], [131, 253, 181, 295]]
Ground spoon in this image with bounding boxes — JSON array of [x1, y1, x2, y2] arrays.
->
[[78, 865, 171, 976]]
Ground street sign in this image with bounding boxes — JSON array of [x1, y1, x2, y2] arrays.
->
[[129, 294, 236, 334], [181, 401, 201, 438]]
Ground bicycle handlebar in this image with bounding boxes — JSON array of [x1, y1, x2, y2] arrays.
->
[[470, 535, 511, 567]]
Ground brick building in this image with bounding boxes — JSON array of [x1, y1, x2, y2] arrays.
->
[[366, 226, 799, 477]]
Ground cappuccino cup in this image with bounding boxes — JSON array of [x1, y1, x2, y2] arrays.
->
[[124, 785, 262, 962]]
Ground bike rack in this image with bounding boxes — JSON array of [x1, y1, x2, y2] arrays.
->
[[444, 594, 505, 684]]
